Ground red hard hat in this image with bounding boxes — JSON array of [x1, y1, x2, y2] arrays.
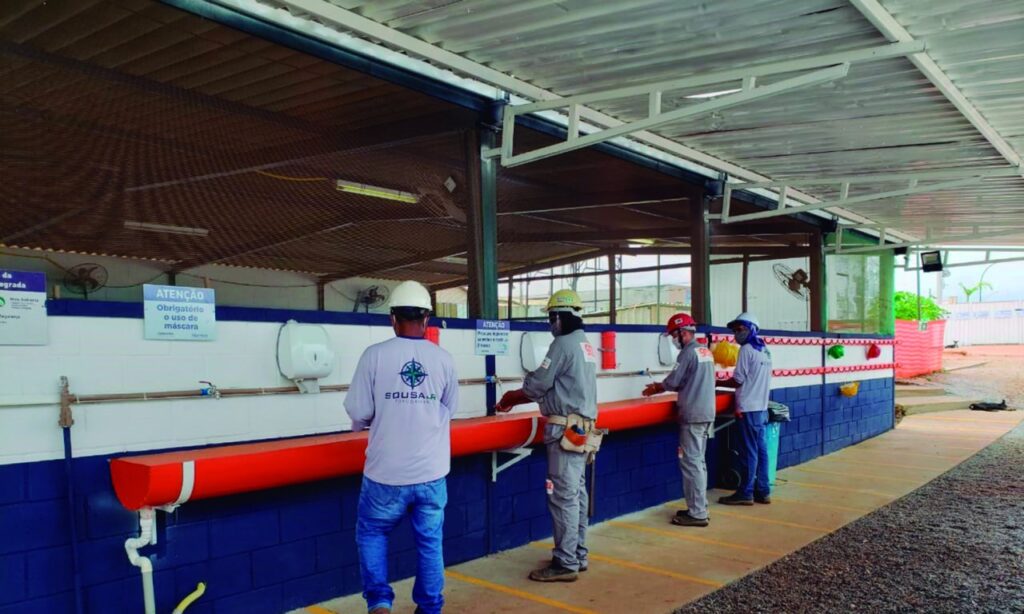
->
[[666, 312, 697, 335]]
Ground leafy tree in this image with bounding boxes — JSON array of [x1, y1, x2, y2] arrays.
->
[[893, 291, 948, 322], [959, 281, 993, 303]]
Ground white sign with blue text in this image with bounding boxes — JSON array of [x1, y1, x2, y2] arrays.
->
[[0, 270, 48, 345], [144, 284, 217, 341], [475, 320, 510, 356]]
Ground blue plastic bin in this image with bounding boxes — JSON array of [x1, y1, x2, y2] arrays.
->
[[765, 421, 781, 486]]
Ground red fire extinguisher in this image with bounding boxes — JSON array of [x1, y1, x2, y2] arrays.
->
[[600, 330, 617, 370]]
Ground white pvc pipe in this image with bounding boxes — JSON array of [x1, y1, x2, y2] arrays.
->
[[124, 509, 157, 614]]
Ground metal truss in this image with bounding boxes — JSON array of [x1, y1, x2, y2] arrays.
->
[[722, 167, 1021, 225], [493, 64, 850, 167], [829, 227, 1024, 255]]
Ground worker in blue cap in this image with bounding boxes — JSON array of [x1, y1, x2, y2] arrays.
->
[[719, 312, 773, 506]]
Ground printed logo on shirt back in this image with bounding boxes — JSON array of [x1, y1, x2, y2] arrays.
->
[[399, 359, 428, 389], [386, 359, 438, 402]]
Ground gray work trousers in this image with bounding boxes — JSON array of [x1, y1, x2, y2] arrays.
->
[[679, 422, 713, 520], [545, 425, 588, 571]]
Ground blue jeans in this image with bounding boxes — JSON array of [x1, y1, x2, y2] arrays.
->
[[356, 476, 447, 614], [737, 410, 770, 499]]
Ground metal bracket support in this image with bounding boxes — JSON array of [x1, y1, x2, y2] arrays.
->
[[491, 415, 540, 482]]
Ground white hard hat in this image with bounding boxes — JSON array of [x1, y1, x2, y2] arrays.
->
[[727, 312, 760, 329], [389, 281, 432, 311]]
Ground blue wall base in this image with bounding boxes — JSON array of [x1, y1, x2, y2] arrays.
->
[[0, 379, 893, 614]]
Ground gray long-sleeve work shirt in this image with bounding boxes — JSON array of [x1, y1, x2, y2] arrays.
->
[[662, 339, 717, 423], [522, 329, 598, 420]]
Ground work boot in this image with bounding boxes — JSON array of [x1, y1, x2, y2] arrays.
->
[[754, 494, 772, 504], [672, 511, 709, 527], [529, 562, 578, 583], [718, 493, 754, 506]]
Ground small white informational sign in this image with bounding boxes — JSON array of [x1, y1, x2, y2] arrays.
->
[[143, 284, 217, 341], [0, 270, 48, 346], [474, 319, 510, 356]]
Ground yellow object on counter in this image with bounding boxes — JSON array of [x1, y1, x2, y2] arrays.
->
[[713, 341, 740, 367]]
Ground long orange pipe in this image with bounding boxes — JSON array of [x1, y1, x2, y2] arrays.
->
[[110, 392, 734, 511]]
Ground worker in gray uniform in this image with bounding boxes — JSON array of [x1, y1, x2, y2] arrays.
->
[[495, 288, 598, 583], [642, 313, 717, 527]]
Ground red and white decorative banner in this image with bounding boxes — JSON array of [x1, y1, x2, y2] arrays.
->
[[714, 362, 897, 381], [708, 335, 896, 346]]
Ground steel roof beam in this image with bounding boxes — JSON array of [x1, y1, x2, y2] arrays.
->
[[496, 64, 850, 168], [850, 0, 1023, 169], [724, 176, 988, 224], [829, 227, 1024, 255], [511, 41, 923, 115], [258, 0, 917, 243], [732, 166, 1022, 189]]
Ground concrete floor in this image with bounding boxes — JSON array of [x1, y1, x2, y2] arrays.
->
[[295, 409, 1024, 614]]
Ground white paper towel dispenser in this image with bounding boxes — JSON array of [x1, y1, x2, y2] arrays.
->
[[277, 320, 336, 393], [520, 332, 552, 372], [658, 334, 676, 366]]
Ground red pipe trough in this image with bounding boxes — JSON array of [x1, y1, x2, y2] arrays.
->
[[111, 392, 735, 511]]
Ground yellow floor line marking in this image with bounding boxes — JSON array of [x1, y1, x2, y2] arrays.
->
[[857, 443, 980, 456], [528, 542, 724, 588], [605, 521, 785, 557], [785, 466, 925, 485], [778, 480, 898, 498], [820, 456, 941, 473], [900, 424, 1014, 433], [446, 570, 598, 614], [305, 606, 334, 614], [709, 508, 829, 532], [906, 426, 1012, 433], [767, 495, 873, 514], [886, 432, 996, 443], [842, 448, 964, 461], [660, 500, 829, 532], [892, 423, 1003, 433], [886, 444, 987, 453], [908, 415, 1021, 425]]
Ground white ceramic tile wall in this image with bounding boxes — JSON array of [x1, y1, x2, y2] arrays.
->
[[0, 314, 890, 465]]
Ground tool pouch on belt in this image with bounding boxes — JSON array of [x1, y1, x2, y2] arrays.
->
[[552, 414, 590, 453], [553, 414, 605, 463], [583, 427, 607, 465]]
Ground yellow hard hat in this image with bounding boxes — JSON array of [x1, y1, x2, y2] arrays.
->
[[544, 289, 584, 313]]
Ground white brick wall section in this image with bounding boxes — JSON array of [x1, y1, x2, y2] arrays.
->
[[0, 315, 892, 464]]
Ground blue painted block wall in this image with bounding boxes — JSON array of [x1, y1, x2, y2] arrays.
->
[[0, 381, 892, 613]]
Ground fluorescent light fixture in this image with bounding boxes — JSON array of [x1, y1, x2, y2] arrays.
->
[[436, 256, 468, 265], [685, 88, 741, 99], [124, 221, 209, 237], [628, 239, 656, 247], [336, 180, 418, 204]]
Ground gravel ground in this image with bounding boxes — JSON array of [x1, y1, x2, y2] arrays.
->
[[675, 423, 1024, 614]]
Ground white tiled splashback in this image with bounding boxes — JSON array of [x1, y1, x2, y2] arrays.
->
[[0, 316, 890, 464]]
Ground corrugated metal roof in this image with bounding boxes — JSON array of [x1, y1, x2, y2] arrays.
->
[[305, 0, 1024, 245], [2, 0, 819, 287]]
